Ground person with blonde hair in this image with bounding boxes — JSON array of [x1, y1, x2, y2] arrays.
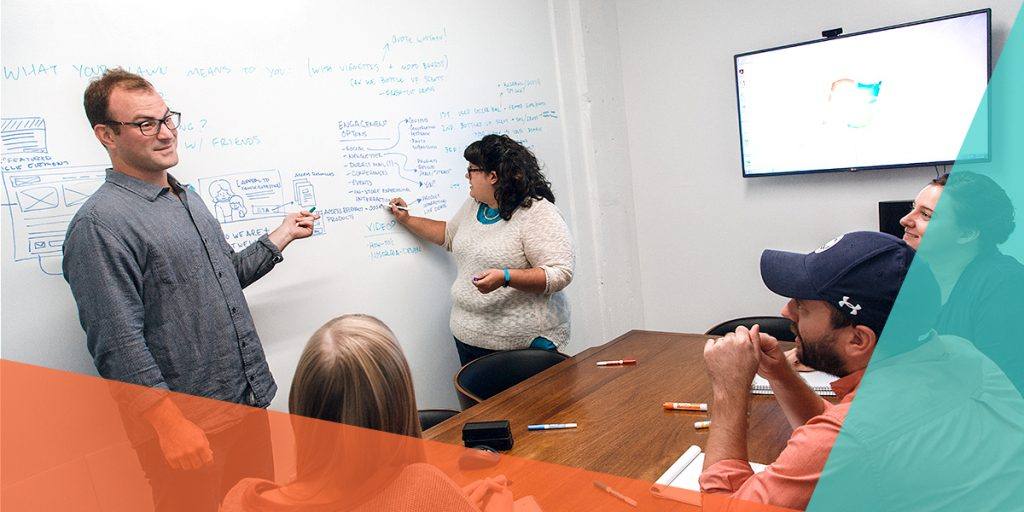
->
[[221, 314, 512, 511]]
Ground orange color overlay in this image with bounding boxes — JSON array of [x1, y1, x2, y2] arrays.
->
[[1, 360, 795, 511]]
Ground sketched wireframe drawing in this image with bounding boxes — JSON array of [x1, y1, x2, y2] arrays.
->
[[1, 117, 48, 154], [2, 165, 108, 275]]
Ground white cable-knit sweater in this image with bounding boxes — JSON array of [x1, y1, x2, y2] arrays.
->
[[443, 197, 574, 350]]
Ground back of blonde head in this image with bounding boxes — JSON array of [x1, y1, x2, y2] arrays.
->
[[289, 314, 423, 488], [291, 314, 421, 436]]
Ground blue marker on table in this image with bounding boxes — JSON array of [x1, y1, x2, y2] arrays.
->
[[527, 423, 577, 431]]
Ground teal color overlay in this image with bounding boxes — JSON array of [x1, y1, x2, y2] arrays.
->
[[806, 9, 1024, 512], [809, 8, 1024, 510]]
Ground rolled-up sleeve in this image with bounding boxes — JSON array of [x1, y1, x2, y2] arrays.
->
[[699, 410, 844, 510], [522, 201, 574, 294], [224, 233, 282, 289], [62, 215, 168, 414], [700, 459, 757, 494]]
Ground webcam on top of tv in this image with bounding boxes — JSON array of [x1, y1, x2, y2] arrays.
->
[[822, 27, 843, 39]]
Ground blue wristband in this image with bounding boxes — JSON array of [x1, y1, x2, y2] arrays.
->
[[503, 268, 511, 287]]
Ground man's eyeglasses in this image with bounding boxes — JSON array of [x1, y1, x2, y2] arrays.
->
[[104, 111, 181, 136]]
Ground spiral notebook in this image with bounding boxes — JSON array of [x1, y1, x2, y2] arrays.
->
[[751, 371, 838, 396]]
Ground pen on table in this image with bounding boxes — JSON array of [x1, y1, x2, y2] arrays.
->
[[384, 202, 410, 211], [663, 402, 708, 411], [596, 359, 636, 366], [694, 420, 711, 429], [527, 423, 577, 431], [593, 480, 638, 508]]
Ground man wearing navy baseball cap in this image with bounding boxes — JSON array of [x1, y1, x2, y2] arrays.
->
[[759, 230, 925, 377], [699, 231, 918, 509], [697, 231, 1024, 511]]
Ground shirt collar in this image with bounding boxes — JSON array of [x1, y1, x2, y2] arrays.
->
[[830, 369, 865, 398], [166, 174, 188, 194], [105, 169, 182, 201]]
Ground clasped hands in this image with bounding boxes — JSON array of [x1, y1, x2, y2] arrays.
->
[[704, 325, 791, 395]]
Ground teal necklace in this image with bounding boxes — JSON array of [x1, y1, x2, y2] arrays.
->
[[476, 203, 502, 225]]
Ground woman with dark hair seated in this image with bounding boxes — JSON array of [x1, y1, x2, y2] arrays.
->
[[220, 315, 512, 511], [898, 171, 1024, 391], [389, 134, 574, 365]]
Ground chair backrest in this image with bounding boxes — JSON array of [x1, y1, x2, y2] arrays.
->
[[418, 409, 460, 431], [454, 349, 569, 410], [705, 316, 796, 342]]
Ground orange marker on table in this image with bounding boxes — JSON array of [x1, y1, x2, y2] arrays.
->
[[663, 402, 708, 412]]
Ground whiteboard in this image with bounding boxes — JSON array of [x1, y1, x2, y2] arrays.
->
[[1, 0, 572, 410]]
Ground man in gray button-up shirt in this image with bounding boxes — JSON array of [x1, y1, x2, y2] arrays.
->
[[63, 69, 319, 511]]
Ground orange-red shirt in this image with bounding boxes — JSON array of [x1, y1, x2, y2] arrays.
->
[[699, 370, 864, 511]]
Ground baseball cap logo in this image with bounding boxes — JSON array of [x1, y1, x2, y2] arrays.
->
[[814, 234, 844, 253], [838, 296, 862, 315]]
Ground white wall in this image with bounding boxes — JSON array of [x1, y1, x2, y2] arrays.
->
[[551, 0, 646, 349], [614, 0, 1022, 333]]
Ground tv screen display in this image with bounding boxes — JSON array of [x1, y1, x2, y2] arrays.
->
[[735, 9, 990, 177]]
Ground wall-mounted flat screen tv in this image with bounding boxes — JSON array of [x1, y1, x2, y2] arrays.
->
[[735, 9, 990, 177]]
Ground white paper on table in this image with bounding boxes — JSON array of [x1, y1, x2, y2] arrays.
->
[[655, 445, 767, 491]]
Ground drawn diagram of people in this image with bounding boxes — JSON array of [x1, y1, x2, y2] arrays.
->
[[209, 179, 248, 222]]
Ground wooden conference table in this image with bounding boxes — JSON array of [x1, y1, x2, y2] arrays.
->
[[424, 330, 801, 482]]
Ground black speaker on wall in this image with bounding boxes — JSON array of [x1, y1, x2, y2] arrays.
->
[[879, 201, 913, 238]]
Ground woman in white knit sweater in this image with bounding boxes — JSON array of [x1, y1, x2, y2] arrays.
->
[[388, 134, 574, 365]]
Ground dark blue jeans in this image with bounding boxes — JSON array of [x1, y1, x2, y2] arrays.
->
[[454, 336, 557, 366]]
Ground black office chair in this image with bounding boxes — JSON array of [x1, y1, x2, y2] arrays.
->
[[454, 349, 569, 410], [705, 316, 796, 341], [418, 409, 460, 431]]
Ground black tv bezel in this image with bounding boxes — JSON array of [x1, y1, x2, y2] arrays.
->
[[734, 8, 992, 179]]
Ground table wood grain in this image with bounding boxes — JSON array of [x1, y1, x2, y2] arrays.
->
[[424, 330, 802, 482]]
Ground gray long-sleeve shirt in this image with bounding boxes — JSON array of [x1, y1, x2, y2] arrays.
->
[[62, 169, 280, 441]]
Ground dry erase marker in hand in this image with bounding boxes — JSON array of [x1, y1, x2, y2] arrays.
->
[[596, 359, 636, 366], [307, 206, 316, 213], [384, 202, 410, 211], [664, 402, 708, 411], [694, 420, 711, 429], [593, 481, 638, 507], [527, 423, 577, 431]]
